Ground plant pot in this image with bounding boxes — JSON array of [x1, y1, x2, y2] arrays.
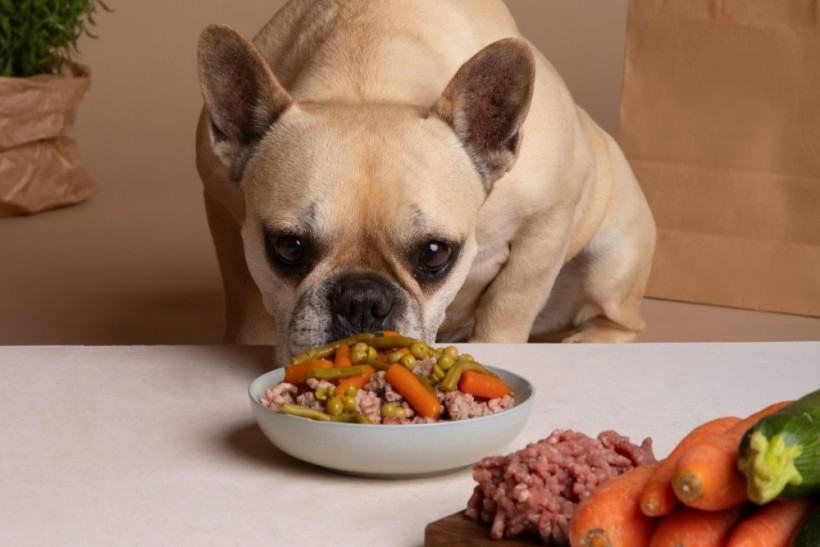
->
[[0, 60, 98, 216]]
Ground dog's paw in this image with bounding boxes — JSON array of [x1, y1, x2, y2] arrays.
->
[[561, 324, 639, 343]]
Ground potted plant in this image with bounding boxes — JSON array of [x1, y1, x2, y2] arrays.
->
[[0, 0, 110, 216]]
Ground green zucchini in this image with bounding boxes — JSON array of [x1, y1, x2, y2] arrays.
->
[[791, 500, 820, 547], [737, 388, 820, 505]]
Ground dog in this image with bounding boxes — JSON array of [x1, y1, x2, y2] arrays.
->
[[195, 0, 656, 365]]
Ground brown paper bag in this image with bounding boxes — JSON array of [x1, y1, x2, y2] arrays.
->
[[619, 0, 820, 317], [0, 61, 98, 216]]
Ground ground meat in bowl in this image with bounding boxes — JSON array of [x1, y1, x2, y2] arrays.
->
[[465, 429, 656, 545]]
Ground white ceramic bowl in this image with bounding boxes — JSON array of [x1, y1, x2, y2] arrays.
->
[[249, 365, 535, 478]]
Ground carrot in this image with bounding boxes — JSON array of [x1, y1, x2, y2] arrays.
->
[[640, 416, 741, 517], [726, 497, 812, 547], [648, 505, 745, 547], [384, 363, 442, 419], [283, 359, 333, 384], [672, 401, 792, 511], [334, 343, 352, 367], [458, 370, 510, 399], [334, 364, 375, 396], [568, 464, 658, 547]]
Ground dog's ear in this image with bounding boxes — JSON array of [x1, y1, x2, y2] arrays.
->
[[197, 24, 292, 182], [432, 38, 535, 187]]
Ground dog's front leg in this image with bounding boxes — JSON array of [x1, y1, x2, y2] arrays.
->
[[469, 217, 570, 343]]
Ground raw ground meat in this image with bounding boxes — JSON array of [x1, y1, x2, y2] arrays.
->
[[465, 429, 656, 545]]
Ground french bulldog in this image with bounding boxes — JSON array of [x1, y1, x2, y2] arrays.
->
[[195, 0, 656, 365]]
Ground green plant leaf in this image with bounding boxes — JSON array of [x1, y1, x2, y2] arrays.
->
[[3, 0, 111, 77]]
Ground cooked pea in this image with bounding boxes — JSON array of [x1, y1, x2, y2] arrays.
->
[[410, 341, 432, 359], [343, 395, 357, 412], [437, 353, 455, 371], [380, 403, 407, 419], [326, 397, 344, 416], [399, 353, 416, 370]]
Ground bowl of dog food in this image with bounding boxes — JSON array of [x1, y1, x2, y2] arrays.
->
[[248, 333, 535, 478]]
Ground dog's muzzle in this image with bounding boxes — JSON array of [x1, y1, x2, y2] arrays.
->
[[329, 273, 399, 337]]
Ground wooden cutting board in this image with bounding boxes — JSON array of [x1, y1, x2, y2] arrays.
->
[[424, 511, 542, 546]]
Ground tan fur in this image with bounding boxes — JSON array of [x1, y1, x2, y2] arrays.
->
[[195, 0, 655, 363]]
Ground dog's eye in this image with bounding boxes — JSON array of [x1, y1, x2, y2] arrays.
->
[[272, 235, 305, 265], [418, 241, 453, 273], [263, 229, 316, 281]]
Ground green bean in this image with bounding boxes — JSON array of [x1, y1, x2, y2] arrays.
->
[[368, 335, 419, 349], [289, 333, 375, 364], [414, 373, 436, 394], [330, 414, 372, 424], [358, 357, 392, 372], [279, 403, 331, 421], [305, 365, 367, 380], [438, 360, 495, 391]]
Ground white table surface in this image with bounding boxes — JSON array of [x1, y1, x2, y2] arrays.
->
[[2, 342, 819, 546]]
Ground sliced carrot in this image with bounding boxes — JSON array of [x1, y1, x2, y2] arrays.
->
[[458, 370, 510, 399], [384, 363, 442, 419], [672, 401, 792, 511], [334, 365, 375, 396], [334, 343, 352, 367], [640, 416, 741, 517], [648, 505, 745, 547], [283, 359, 333, 384], [726, 497, 812, 547], [568, 464, 658, 547]]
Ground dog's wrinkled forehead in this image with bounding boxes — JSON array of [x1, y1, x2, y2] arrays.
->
[[242, 103, 486, 240]]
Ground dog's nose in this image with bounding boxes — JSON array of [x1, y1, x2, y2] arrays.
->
[[330, 275, 396, 335]]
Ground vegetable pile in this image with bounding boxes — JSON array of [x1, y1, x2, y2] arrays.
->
[[260, 332, 514, 425], [567, 388, 820, 546]]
